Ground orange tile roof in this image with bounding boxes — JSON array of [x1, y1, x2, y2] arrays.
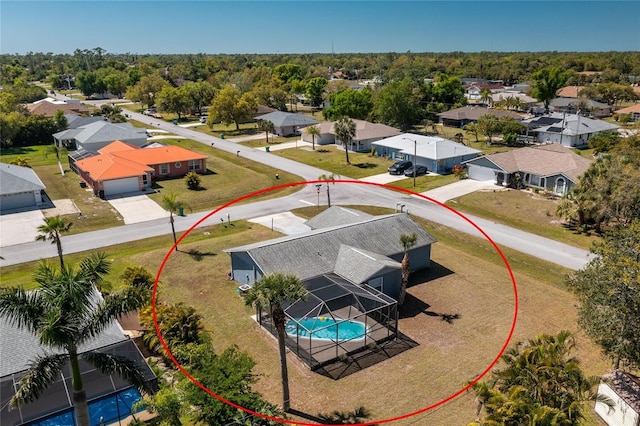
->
[[98, 140, 140, 154], [75, 154, 153, 180], [75, 141, 206, 181], [114, 145, 207, 164]]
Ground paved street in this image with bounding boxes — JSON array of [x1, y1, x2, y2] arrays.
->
[[0, 108, 592, 271]]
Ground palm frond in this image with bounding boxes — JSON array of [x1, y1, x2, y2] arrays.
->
[[0, 287, 47, 333], [82, 286, 147, 341], [82, 351, 149, 393], [11, 354, 67, 406], [79, 252, 112, 292]]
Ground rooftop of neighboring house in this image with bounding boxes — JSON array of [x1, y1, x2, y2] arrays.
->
[[524, 113, 619, 136], [27, 99, 90, 117], [308, 119, 401, 140], [373, 133, 481, 160], [465, 143, 592, 183], [0, 162, 46, 195], [437, 105, 523, 121], [556, 86, 585, 98], [53, 121, 146, 144], [254, 110, 319, 128], [615, 103, 640, 114]]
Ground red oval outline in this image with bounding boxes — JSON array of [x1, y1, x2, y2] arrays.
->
[[152, 180, 518, 425]]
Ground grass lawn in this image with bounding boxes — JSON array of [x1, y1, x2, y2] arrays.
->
[[144, 209, 610, 425], [0, 206, 611, 425], [446, 189, 599, 250], [273, 145, 395, 179], [0, 138, 301, 235]]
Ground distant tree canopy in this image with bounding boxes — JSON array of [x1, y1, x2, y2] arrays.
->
[[323, 87, 373, 120]]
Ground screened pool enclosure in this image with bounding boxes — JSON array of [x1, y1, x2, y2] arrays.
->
[[255, 273, 398, 370]]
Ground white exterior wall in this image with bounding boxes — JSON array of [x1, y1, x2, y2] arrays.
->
[[596, 382, 640, 426]]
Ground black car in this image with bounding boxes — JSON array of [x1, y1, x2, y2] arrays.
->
[[388, 160, 412, 175], [403, 165, 429, 177]]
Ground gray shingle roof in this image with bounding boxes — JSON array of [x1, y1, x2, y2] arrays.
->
[[0, 290, 128, 377], [0, 163, 45, 196], [333, 244, 400, 284], [254, 111, 318, 128], [305, 206, 373, 230], [53, 121, 146, 145], [524, 113, 619, 136], [225, 214, 436, 281], [437, 105, 523, 121]]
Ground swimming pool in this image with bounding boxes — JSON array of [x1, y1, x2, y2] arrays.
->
[[286, 317, 366, 341]]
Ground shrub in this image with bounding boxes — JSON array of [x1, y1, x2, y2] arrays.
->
[[184, 171, 201, 190], [453, 164, 467, 180]]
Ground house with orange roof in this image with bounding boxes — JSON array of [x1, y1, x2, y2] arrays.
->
[[72, 141, 207, 197], [615, 103, 640, 122]]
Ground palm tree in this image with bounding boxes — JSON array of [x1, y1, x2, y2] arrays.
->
[[162, 193, 190, 252], [36, 216, 72, 269], [318, 173, 336, 207], [244, 272, 307, 412], [334, 117, 356, 165], [0, 253, 149, 426], [471, 330, 613, 426], [257, 120, 274, 144], [479, 88, 493, 106], [464, 122, 480, 143], [304, 124, 321, 151], [398, 233, 417, 306]]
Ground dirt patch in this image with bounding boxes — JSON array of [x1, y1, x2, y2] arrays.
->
[[42, 199, 81, 217]]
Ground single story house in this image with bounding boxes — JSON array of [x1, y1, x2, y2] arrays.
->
[[615, 103, 640, 122], [53, 121, 147, 151], [225, 209, 436, 301], [595, 370, 640, 426], [556, 86, 585, 98], [254, 111, 318, 136], [549, 97, 612, 118], [523, 113, 619, 147], [0, 163, 46, 212], [0, 294, 157, 425], [301, 119, 401, 152], [72, 141, 207, 197], [463, 143, 592, 195], [65, 114, 106, 129], [436, 106, 522, 128], [371, 133, 481, 174], [27, 98, 90, 117]]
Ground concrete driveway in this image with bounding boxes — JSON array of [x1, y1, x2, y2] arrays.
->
[[106, 194, 168, 225], [0, 210, 45, 247], [422, 179, 498, 203]]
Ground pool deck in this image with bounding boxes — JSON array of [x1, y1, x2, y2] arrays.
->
[[259, 306, 397, 370]]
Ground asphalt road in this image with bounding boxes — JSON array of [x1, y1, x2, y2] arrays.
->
[[0, 106, 592, 271]]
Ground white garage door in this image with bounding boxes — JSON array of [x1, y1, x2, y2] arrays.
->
[[467, 165, 496, 182], [103, 177, 139, 196], [1, 192, 36, 211]]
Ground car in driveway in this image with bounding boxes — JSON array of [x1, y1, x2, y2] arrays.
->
[[388, 160, 412, 175], [403, 165, 428, 177]]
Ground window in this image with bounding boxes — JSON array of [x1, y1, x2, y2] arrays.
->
[[188, 160, 200, 171], [160, 164, 169, 175], [175, 162, 181, 168], [142, 174, 148, 185]]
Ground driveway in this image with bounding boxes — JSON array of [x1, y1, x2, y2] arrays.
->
[[106, 194, 168, 225], [0, 210, 45, 247], [422, 179, 498, 203]]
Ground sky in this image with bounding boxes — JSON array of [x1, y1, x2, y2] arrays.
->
[[1, 1, 639, 55]]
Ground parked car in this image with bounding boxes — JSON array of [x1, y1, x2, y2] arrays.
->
[[403, 165, 429, 177], [199, 115, 207, 124], [388, 160, 412, 175], [150, 112, 163, 119]]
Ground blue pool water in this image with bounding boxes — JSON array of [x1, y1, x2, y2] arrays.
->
[[286, 317, 366, 341], [29, 388, 144, 426]]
